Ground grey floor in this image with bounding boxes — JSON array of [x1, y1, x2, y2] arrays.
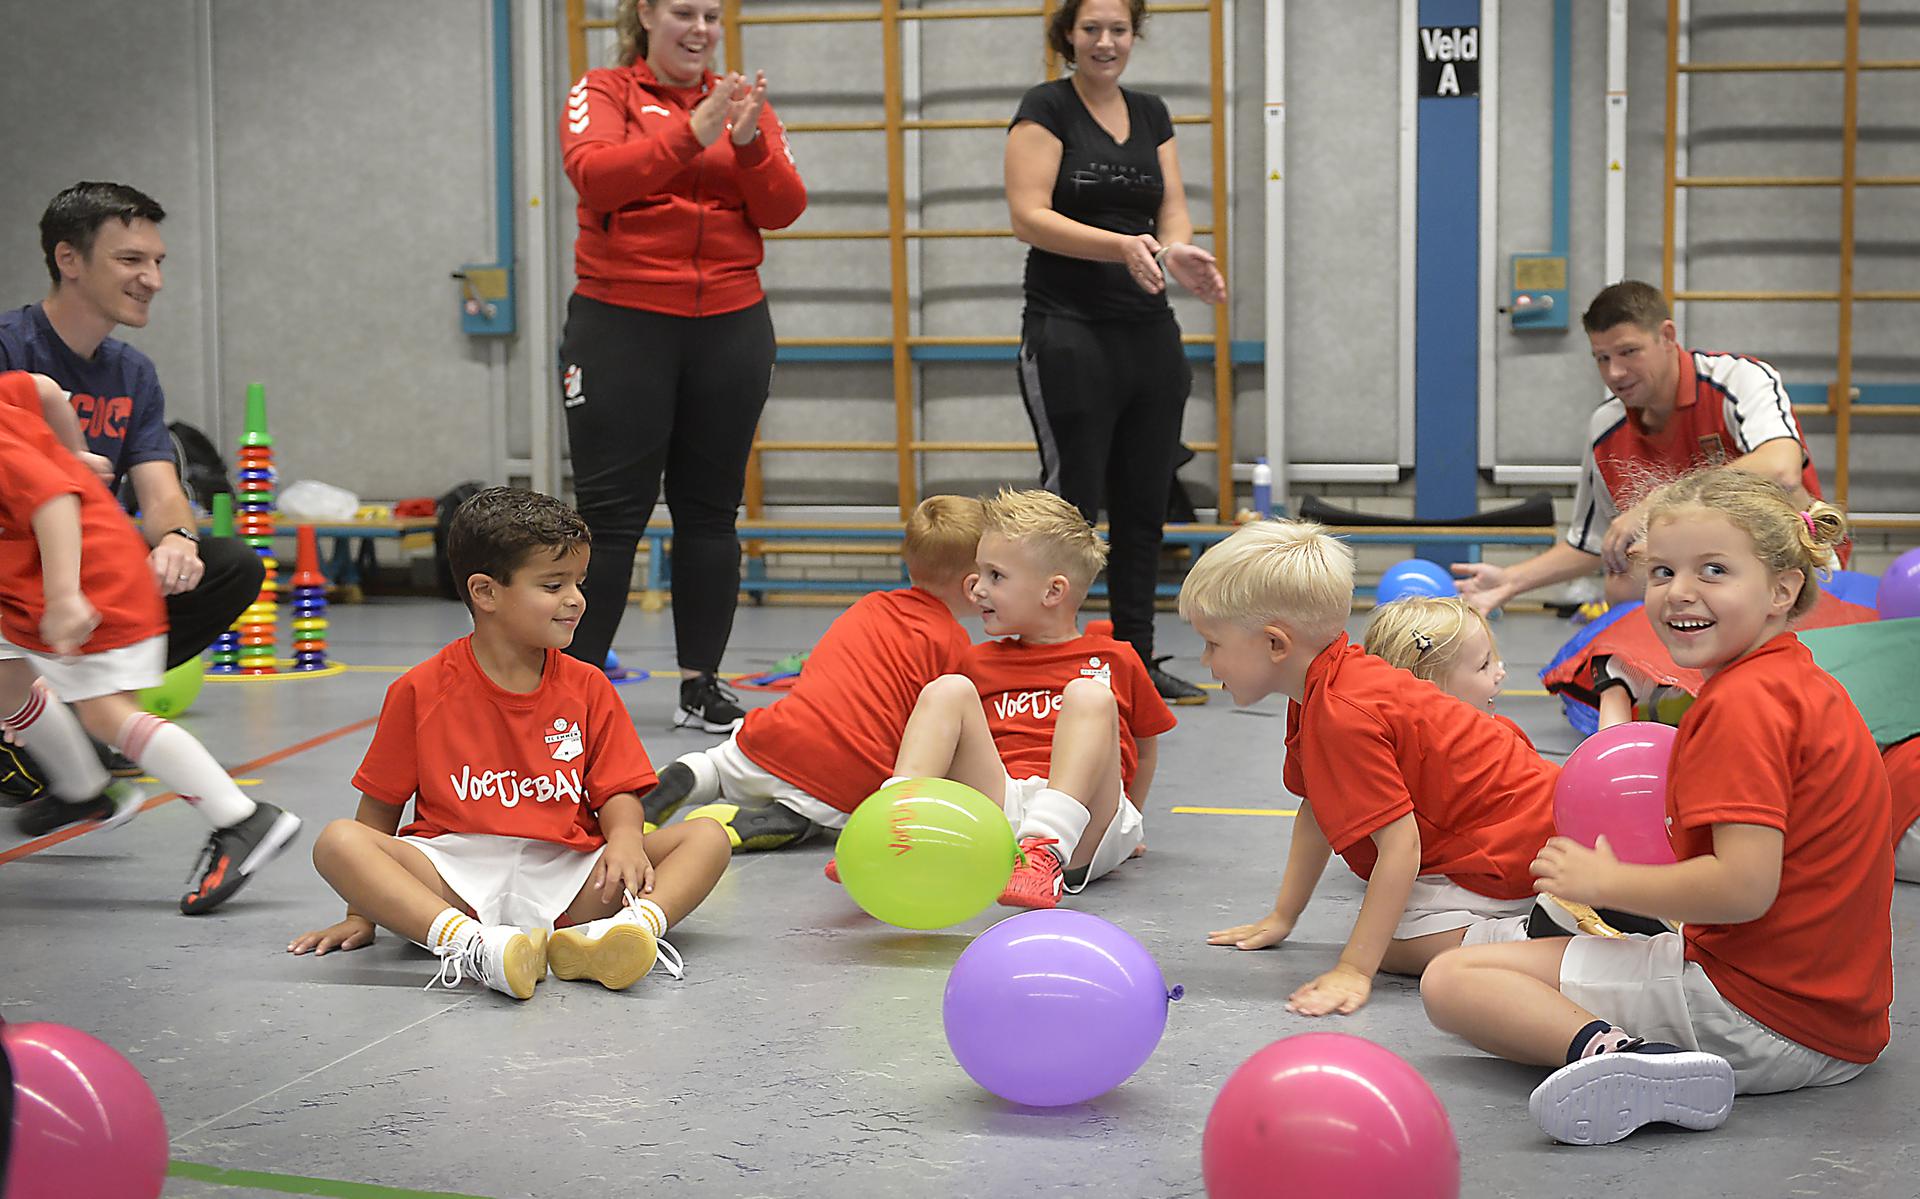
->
[[3, 597, 1916, 1199]]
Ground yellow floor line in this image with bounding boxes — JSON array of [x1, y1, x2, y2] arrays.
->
[[1170, 806, 1298, 817]]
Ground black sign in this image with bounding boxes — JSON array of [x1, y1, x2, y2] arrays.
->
[[1418, 25, 1480, 97]]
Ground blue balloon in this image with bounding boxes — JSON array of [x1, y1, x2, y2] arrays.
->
[[1377, 558, 1456, 604], [1824, 568, 1880, 609]]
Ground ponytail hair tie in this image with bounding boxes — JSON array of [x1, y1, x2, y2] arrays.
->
[[1801, 510, 1818, 540]]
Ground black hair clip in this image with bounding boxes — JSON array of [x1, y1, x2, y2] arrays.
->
[[1411, 630, 1434, 656]]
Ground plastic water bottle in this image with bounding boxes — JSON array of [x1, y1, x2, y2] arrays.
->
[[1251, 457, 1273, 518]]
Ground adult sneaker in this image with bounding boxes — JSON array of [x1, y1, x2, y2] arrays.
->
[[674, 673, 746, 733], [1149, 658, 1208, 705], [426, 925, 545, 1000], [999, 837, 1065, 910], [548, 899, 684, 990], [180, 802, 304, 915], [1529, 1042, 1734, 1145], [14, 781, 148, 837]]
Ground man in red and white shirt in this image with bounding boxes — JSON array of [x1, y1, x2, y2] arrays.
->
[[1457, 281, 1826, 613]]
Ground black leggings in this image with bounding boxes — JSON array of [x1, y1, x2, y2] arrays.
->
[[558, 294, 775, 674], [1017, 311, 1190, 664]]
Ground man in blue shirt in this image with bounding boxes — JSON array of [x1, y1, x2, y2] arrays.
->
[[0, 183, 264, 827]]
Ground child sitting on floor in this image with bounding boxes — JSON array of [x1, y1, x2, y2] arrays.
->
[[289, 488, 730, 999]]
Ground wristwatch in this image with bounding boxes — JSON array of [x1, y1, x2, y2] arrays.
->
[[165, 526, 201, 544]]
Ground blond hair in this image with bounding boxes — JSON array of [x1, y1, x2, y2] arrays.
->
[[1178, 519, 1355, 643], [981, 488, 1108, 593], [903, 494, 986, 585], [614, 0, 651, 65], [1642, 465, 1848, 619], [1363, 596, 1497, 683]]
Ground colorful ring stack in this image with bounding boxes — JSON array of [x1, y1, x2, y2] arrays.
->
[[290, 525, 329, 671], [235, 382, 278, 675], [207, 493, 242, 674]]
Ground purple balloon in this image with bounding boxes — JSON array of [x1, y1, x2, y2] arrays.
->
[[942, 910, 1179, 1107], [1203, 1034, 1460, 1199], [3, 1022, 169, 1199], [1876, 547, 1920, 621]]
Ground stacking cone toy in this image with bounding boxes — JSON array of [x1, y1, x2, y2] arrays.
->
[[290, 525, 329, 671], [235, 383, 279, 675], [207, 493, 242, 675]]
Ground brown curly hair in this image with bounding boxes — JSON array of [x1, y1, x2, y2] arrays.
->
[[1047, 0, 1150, 65]]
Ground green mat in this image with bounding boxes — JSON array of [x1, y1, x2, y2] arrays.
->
[[1800, 618, 1920, 747]]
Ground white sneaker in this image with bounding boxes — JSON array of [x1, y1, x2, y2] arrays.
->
[[548, 894, 684, 991], [1529, 1045, 1734, 1145], [426, 924, 544, 1000]]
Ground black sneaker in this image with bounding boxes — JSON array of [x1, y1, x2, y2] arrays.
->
[[1529, 1041, 1734, 1145], [180, 801, 304, 915], [0, 742, 48, 805], [1148, 658, 1209, 705], [674, 673, 746, 733], [14, 781, 147, 837], [94, 741, 141, 778], [1529, 897, 1677, 939], [685, 801, 819, 852], [641, 761, 699, 824]]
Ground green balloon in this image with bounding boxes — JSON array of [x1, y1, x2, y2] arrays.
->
[[140, 656, 207, 718], [835, 778, 1016, 930]]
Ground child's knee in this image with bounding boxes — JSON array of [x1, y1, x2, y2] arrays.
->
[[312, 818, 370, 864], [686, 814, 734, 856], [917, 673, 977, 709], [1418, 949, 1470, 1020], [1062, 677, 1117, 715]]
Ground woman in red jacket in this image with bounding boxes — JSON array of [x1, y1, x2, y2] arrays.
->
[[559, 0, 806, 732]]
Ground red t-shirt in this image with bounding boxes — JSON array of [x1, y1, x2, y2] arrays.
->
[[1668, 633, 1892, 1064], [1888, 736, 1920, 845], [0, 371, 165, 654], [562, 61, 807, 317], [737, 587, 972, 814], [1283, 636, 1558, 899], [352, 637, 658, 853], [963, 633, 1176, 791]]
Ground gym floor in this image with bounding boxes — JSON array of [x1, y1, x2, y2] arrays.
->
[[2, 598, 1914, 1199]]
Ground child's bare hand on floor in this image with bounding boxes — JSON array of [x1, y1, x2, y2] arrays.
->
[[289, 916, 376, 956], [1206, 910, 1295, 950]]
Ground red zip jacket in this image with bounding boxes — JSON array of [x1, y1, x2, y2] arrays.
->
[[562, 60, 806, 317]]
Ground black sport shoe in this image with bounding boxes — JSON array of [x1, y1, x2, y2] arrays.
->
[[641, 761, 699, 824], [1530, 1042, 1734, 1145], [1148, 658, 1208, 705], [14, 781, 147, 837], [94, 742, 141, 778], [1529, 897, 1677, 939], [674, 673, 746, 733], [180, 801, 304, 915], [0, 742, 48, 805], [685, 801, 819, 852]]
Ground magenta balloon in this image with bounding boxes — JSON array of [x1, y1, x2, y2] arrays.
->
[[1876, 547, 1920, 621], [942, 910, 1179, 1107], [1203, 1034, 1460, 1199], [1553, 720, 1679, 865], [2, 1022, 168, 1199]]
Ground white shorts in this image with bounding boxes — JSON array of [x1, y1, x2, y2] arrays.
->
[[1001, 773, 1144, 889], [399, 832, 601, 931], [1560, 931, 1870, 1095], [707, 734, 846, 829], [0, 633, 165, 703], [1395, 876, 1535, 944], [1896, 819, 1920, 884]]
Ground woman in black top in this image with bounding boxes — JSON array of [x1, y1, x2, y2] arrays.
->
[[1005, 0, 1226, 703]]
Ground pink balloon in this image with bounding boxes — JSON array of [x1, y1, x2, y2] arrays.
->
[[1553, 720, 1679, 865], [1203, 1034, 1459, 1199], [3, 1022, 168, 1199]]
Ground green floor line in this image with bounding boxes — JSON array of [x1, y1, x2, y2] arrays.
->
[[167, 1161, 494, 1199]]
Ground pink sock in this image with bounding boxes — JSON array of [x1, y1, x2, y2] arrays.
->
[[117, 712, 256, 829], [3, 683, 109, 802]]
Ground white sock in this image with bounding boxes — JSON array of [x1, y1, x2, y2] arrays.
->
[[1463, 913, 1533, 947], [675, 751, 722, 804], [630, 896, 668, 936], [117, 712, 257, 829], [426, 908, 480, 952], [2, 683, 109, 802], [1015, 787, 1092, 865]]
